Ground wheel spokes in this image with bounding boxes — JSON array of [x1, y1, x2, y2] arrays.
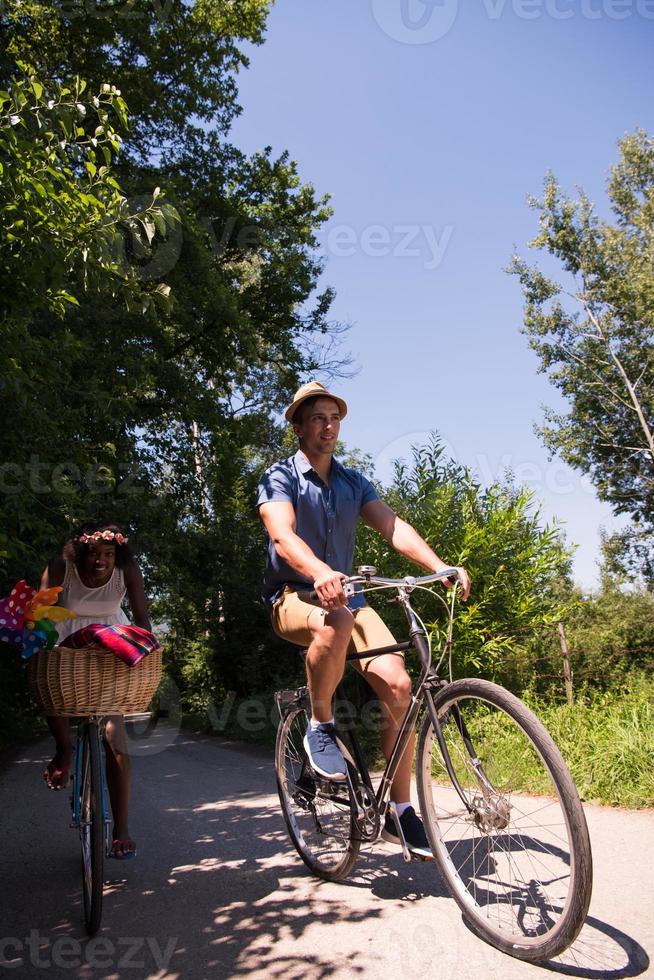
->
[[426, 697, 576, 942]]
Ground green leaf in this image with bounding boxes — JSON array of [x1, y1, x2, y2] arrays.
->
[[153, 210, 166, 236]]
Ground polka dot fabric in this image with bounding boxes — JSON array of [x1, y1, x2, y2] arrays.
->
[[0, 581, 67, 659], [1, 580, 36, 627]]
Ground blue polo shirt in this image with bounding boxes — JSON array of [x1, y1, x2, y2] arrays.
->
[[256, 450, 379, 611]]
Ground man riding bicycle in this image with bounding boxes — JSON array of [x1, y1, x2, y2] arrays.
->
[[257, 381, 471, 857]]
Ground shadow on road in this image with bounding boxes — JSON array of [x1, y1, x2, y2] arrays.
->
[[5, 737, 382, 977], [3, 735, 650, 979], [539, 913, 650, 979]]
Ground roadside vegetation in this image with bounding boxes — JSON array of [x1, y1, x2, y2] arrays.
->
[[524, 673, 654, 808]]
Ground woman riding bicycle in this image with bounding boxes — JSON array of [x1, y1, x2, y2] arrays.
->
[[40, 521, 152, 859]]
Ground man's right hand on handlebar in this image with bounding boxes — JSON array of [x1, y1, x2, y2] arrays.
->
[[313, 568, 349, 611]]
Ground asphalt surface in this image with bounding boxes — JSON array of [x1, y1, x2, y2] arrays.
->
[[0, 721, 652, 979]]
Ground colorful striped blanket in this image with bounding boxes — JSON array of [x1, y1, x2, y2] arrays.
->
[[59, 624, 160, 666]]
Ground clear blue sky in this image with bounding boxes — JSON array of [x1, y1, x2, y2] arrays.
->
[[231, 0, 653, 590]]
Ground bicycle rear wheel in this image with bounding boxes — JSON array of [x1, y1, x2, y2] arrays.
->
[[275, 702, 361, 881], [79, 721, 104, 936], [417, 679, 592, 962]]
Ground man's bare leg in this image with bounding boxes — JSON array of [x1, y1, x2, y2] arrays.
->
[[359, 655, 431, 855], [305, 605, 354, 722], [358, 655, 414, 801]]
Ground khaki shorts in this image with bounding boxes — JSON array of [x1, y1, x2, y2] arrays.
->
[[271, 587, 401, 672]]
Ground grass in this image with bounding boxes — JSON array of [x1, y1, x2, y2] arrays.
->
[[350, 672, 654, 810], [521, 674, 654, 808]]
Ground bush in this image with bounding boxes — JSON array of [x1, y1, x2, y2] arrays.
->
[[356, 436, 574, 684]]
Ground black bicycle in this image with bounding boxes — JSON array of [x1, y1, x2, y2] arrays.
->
[[274, 566, 593, 963]]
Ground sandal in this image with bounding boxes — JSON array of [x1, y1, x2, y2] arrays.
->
[[108, 837, 137, 860]]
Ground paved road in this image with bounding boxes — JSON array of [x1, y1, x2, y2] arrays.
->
[[1, 724, 652, 979]]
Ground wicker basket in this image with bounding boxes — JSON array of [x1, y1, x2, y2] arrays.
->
[[29, 645, 163, 717]]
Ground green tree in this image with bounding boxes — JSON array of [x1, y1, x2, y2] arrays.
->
[[0, 0, 271, 164], [0, 1, 349, 740], [0, 63, 176, 577], [355, 437, 573, 691], [0, 0, 343, 584], [1, 67, 177, 320], [529, 535, 654, 694], [511, 130, 654, 579]]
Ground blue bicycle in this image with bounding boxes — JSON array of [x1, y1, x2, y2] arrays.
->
[[70, 712, 148, 935], [30, 644, 162, 935], [70, 715, 109, 935]]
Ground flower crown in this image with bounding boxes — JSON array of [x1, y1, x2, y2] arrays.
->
[[77, 530, 129, 545]]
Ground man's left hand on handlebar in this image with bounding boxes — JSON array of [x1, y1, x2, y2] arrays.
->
[[437, 565, 471, 601]]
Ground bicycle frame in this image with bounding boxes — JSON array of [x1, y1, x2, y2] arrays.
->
[[278, 569, 484, 835], [70, 717, 111, 855], [333, 584, 478, 824]]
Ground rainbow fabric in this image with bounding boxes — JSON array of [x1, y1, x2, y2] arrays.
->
[[59, 624, 160, 667]]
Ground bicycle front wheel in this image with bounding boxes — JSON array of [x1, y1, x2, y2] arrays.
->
[[79, 722, 104, 936], [417, 679, 592, 962], [275, 704, 361, 881]]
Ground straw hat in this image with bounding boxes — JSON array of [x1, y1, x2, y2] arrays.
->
[[284, 381, 348, 422]]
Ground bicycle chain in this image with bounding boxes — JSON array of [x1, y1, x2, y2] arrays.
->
[[355, 782, 381, 841]]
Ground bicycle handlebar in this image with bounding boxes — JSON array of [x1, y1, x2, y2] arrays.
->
[[297, 567, 460, 603]]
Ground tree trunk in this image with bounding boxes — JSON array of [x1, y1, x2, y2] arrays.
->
[[558, 621, 573, 706]]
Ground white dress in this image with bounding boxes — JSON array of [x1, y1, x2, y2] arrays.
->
[[56, 562, 130, 642]]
